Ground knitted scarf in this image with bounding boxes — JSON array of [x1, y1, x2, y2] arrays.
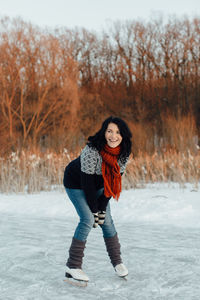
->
[[100, 144, 122, 200]]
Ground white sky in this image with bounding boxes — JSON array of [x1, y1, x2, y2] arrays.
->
[[0, 0, 199, 31]]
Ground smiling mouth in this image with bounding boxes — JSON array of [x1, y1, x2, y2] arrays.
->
[[109, 140, 118, 142]]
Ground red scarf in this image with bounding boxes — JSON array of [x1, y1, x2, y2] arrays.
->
[[100, 144, 122, 200]]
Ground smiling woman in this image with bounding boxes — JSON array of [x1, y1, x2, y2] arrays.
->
[[105, 123, 123, 148], [63, 116, 132, 283]]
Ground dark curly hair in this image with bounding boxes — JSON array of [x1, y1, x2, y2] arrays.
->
[[88, 116, 132, 163]]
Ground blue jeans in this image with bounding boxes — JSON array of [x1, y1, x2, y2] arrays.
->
[[65, 188, 117, 241]]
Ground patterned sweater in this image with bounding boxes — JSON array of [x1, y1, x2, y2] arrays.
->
[[63, 144, 128, 213]]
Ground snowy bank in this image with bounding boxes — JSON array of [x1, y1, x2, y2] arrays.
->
[[1, 183, 200, 228]]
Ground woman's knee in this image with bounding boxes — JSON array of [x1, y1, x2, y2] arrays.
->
[[80, 215, 94, 229], [100, 212, 117, 237], [101, 222, 117, 238], [74, 216, 94, 241]]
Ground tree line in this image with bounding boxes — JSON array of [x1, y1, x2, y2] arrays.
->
[[0, 16, 199, 155]]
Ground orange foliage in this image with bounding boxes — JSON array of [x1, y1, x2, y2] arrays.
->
[[0, 16, 199, 154]]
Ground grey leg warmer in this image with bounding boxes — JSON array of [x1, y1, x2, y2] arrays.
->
[[66, 237, 86, 269], [104, 233, 122, 267]]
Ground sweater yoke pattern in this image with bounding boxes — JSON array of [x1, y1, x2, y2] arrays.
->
[[80, 145, 127, 175]]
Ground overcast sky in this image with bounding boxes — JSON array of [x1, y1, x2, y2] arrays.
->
[[0, 0, 199, 31]]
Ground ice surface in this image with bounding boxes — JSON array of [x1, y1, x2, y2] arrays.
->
[[1, 184, 200, 299]]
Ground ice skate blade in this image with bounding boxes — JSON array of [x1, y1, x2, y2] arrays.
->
[[64, 277, 88, 287], [117, 274, 128, 281], [122, 276, 128, 281], [64, 273, 88, 287]]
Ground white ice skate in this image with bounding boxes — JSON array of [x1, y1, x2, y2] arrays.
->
[[115, 263, 128, 278], [64, 267, 89, 287]]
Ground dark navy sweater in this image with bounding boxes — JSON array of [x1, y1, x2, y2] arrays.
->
[[63, 145, 128, 213]]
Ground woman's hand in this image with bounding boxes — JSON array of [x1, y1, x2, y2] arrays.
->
[[98, 211, 106, 225], [93, 211, 106, 227], [93, 213, 99, 228]]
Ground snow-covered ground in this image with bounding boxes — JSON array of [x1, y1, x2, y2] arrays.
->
[[1, 183, 200, 300]]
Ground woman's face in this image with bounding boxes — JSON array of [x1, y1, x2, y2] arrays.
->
[[105, 123, 122, 148]]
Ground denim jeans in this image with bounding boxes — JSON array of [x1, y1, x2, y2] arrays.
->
[[65, 188, 117, 241]]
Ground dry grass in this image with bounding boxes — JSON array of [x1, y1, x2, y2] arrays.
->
[[123, 150, 200, 190], [0, 149, 199, 193], [161, 114, 198, 153], [0, 149, 77, 193]]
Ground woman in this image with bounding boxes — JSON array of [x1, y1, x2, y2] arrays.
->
[[63, 116, 132, 282]]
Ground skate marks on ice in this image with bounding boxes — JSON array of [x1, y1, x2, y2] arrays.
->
[[120, 223, 200, 300], [1, 186, 200, 300], [2, 226, 200, 300], [0, 214, 69, 300]]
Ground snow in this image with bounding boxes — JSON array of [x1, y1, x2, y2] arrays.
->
[[1, 183, 200, 299]]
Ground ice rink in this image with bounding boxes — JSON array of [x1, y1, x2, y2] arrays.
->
[[1, 184, 200, 299]]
